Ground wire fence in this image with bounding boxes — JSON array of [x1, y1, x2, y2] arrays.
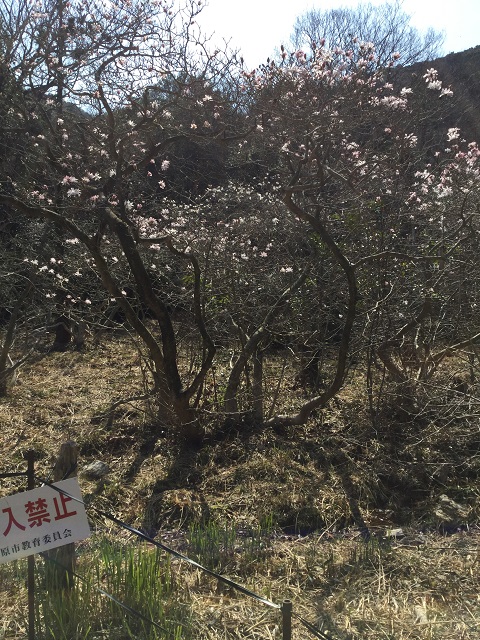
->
[[0, 454, 336, 640]]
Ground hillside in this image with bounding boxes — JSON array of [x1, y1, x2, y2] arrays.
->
[[399, 45, 480, 141]]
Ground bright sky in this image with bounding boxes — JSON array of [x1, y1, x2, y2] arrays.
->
[[196, 0, 480, 67]]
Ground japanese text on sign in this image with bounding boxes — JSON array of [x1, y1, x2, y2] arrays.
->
[[0, 477, 90, 563]]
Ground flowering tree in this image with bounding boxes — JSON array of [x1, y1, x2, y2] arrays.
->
[[1, 0, 479, 439], [0, 0, 247, 439], [240, 44, 480, 426]]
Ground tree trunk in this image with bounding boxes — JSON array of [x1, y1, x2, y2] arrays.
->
[[172, 396, 204, 446], [252, 349, 263, 423]]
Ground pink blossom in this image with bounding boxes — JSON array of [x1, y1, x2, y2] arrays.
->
[[423, 68, 438, 83], [447, 127, 460, 141], [379, 95, 407, 110]]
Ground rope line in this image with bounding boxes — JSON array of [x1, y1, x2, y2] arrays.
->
[[0, 471, 28, 478], [293, 613, 340, 640], [34, 475, 281, 610]]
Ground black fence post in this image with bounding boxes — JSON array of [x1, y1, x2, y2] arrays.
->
[[282, 599, 292, 640], [24, 450, 36, 640]]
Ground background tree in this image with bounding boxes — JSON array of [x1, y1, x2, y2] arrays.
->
[[290, 1, 444, 67]]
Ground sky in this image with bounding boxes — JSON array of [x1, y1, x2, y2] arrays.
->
[[196, 0, 480, 68]]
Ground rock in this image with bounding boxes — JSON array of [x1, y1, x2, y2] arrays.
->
[[413, 603, 429, 625], [81, 460, 110, 480], [434, 494, 470, 529], [394, 532, 426, 547], [385, 528, 404, 539]]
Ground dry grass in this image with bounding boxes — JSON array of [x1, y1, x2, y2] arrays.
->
[[0, 333, 479, 639]]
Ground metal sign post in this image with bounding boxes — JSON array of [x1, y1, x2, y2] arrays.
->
[[25, 450, 35, 640]]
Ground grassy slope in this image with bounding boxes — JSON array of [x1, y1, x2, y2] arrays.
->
[[0, 333, 479, 639]]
